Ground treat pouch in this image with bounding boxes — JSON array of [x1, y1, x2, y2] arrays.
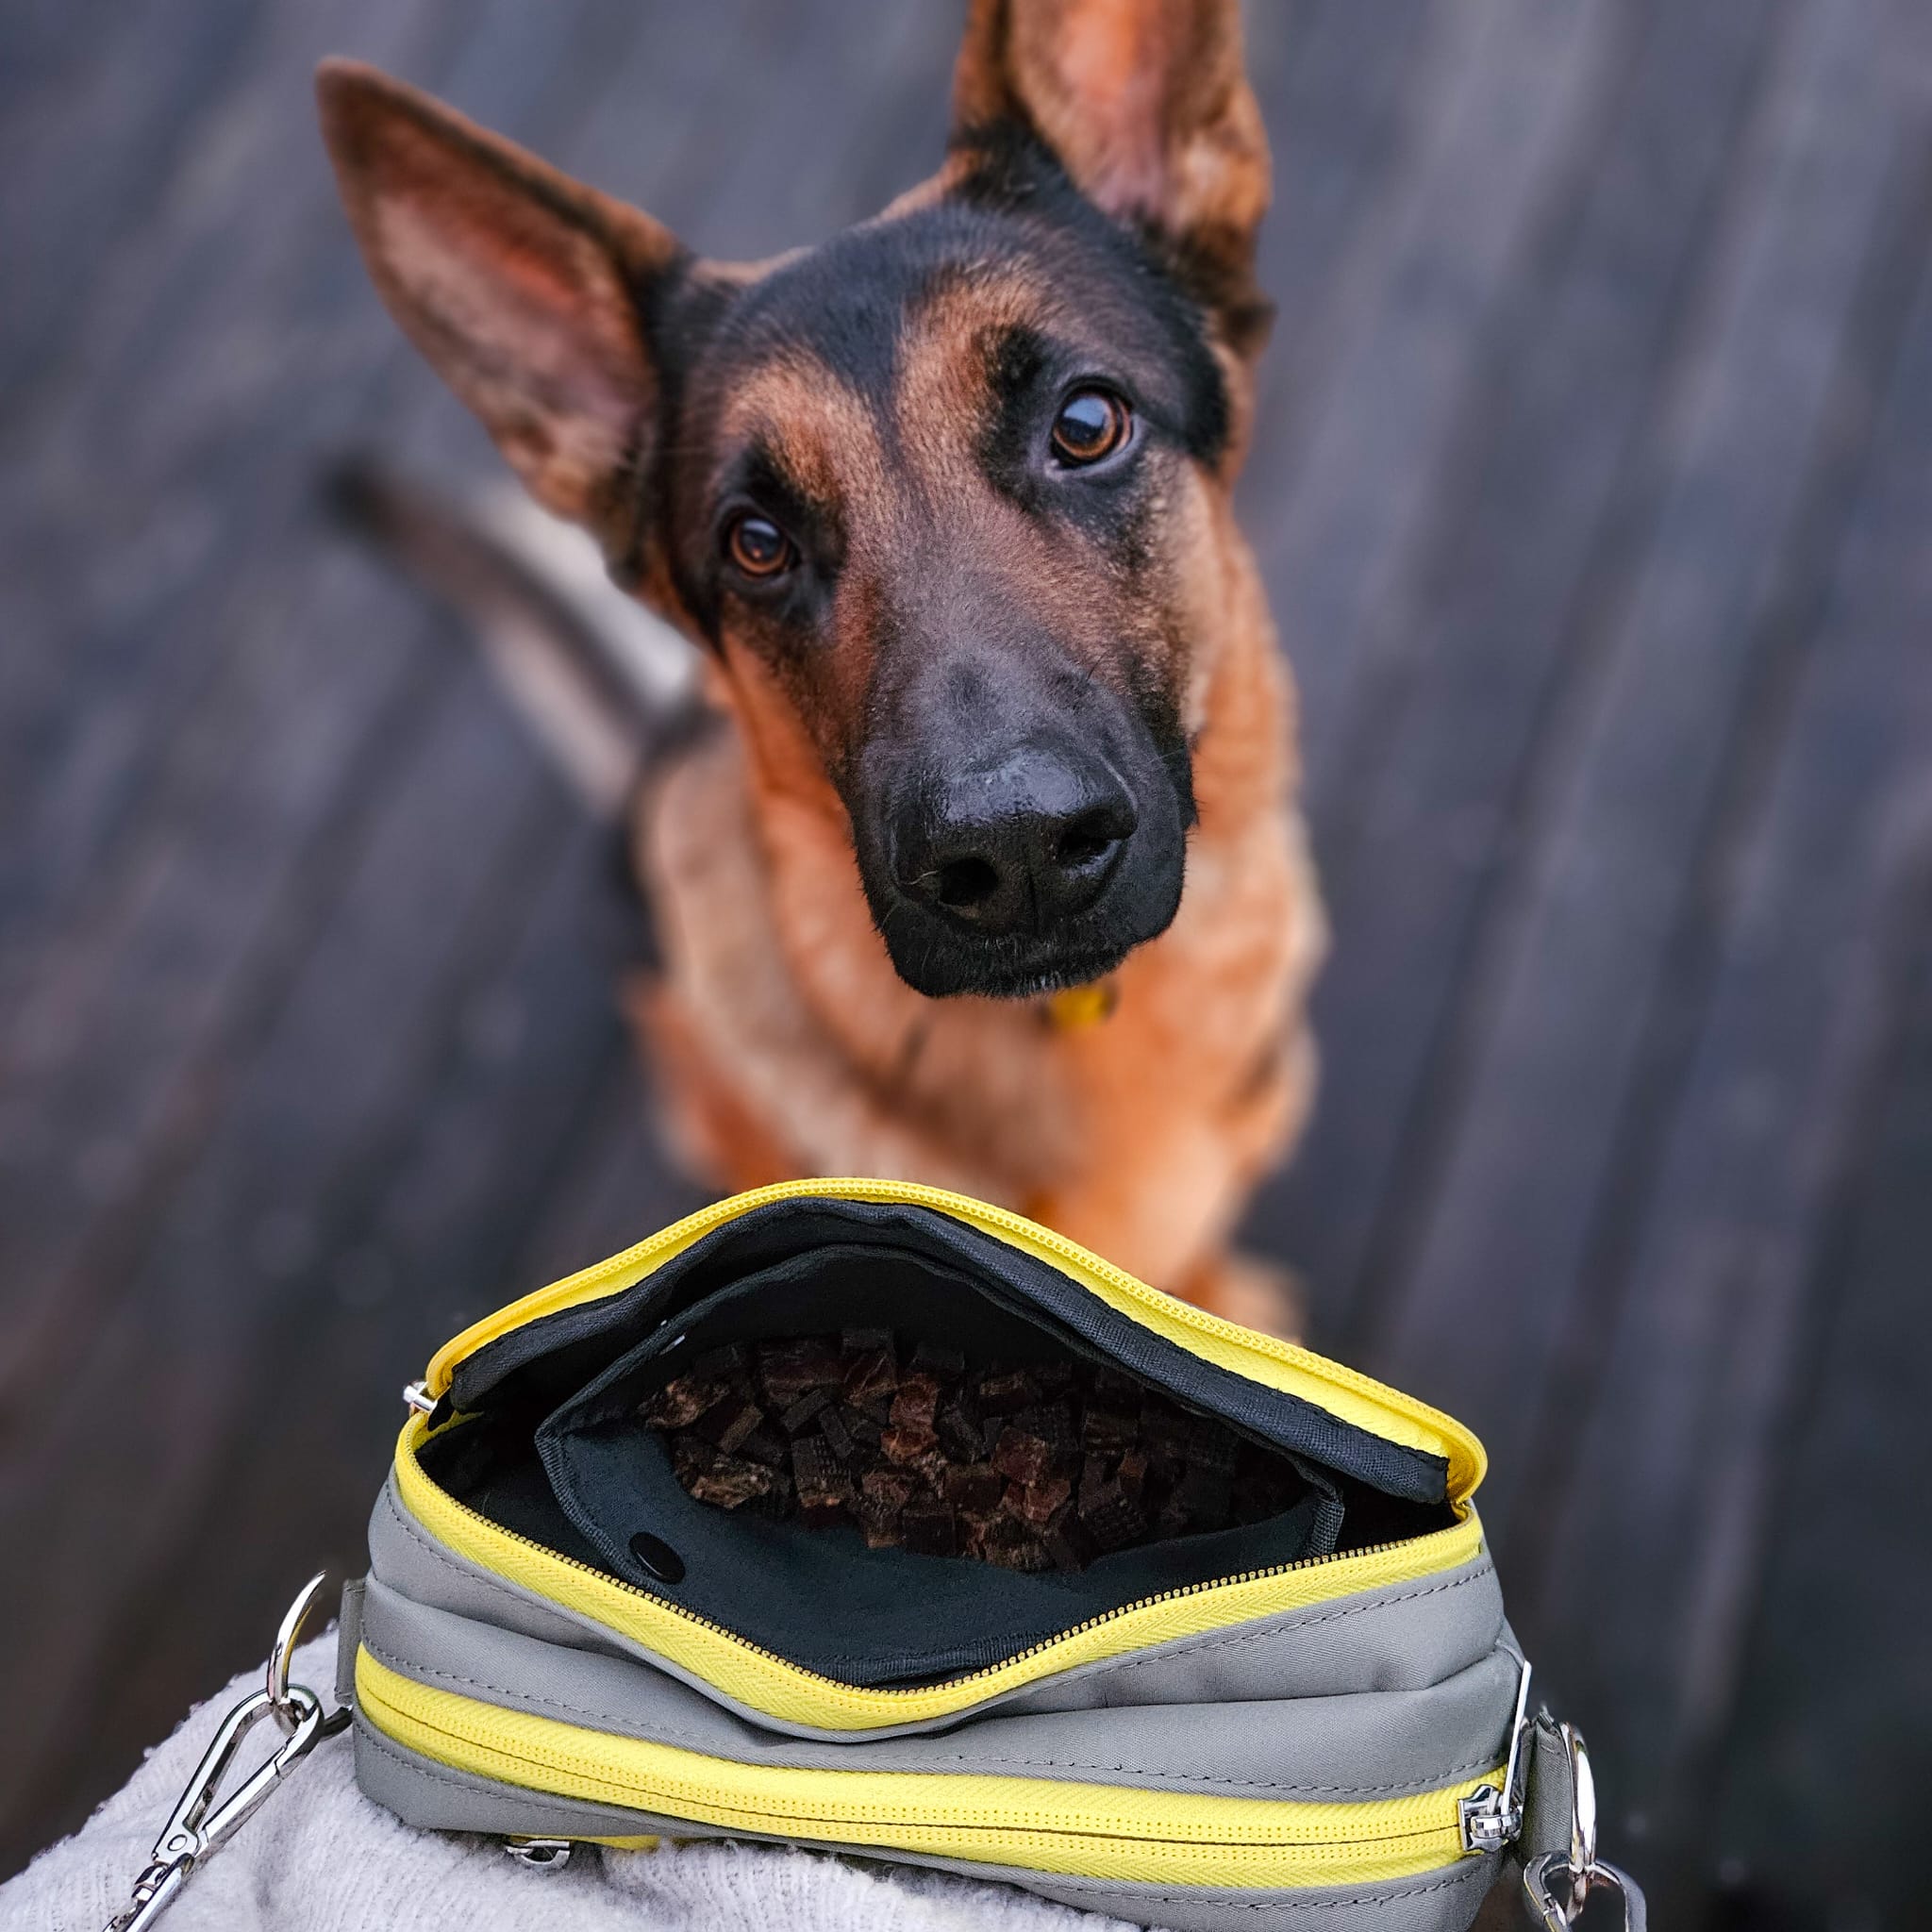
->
[[339, 1180, 1633, 1932]]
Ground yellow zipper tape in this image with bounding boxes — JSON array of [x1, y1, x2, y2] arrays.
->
[[423, 1177, 1486, 1503], [393, 1422, 1488, 1732], [357, 1650, 1491, 1889]]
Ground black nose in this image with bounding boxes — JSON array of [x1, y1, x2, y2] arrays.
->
[[893, 750, 1138, 935]]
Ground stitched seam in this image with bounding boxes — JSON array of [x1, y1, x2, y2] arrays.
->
[[1103, 1565, 1496, 1677], [1030, 1866, 1486, 1908]]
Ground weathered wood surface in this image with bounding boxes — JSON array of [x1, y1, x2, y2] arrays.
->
[[3, 4, 1929, 1922]]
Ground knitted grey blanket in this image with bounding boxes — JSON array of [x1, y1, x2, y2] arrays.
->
[[3, 1636, 1124, 1932]]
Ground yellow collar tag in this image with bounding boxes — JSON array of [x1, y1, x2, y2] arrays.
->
[[1044, 978, 1119, 1032]]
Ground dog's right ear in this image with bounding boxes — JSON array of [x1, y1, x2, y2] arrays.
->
[[316, 60, 681, 565]]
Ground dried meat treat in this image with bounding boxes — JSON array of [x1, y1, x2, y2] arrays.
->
[[990, 1424, 1054, 1486], [692, 1343, 755, 1393], [688, 1454, 774, 1511], [817, 1404, 857, 1464], [901, 1496, 958, 1557], [1010, 1402, 1076, 1460], [703, 1399, 766, 1457], [1007, 1472, 1072, 1528], [1081, 1403, 1138, 1454], [639, 1377, 712, 1430], [1079, 1478, 1146, 1554], [890, 1371, 941, 1432], [979, 1516, 1051, 1572], [935, 1401, 984, 1464], [778, 1388, 832, 1435], [858, 1466, 917, 1549], [880, 1421, 940, 1466], [757, 1337, 843, 1407], [644, 1327, 1315, 1574], [791, 1436, 854, 1528], [976, 1367, 1038, 1415], [942, 1462, 1005, 1517]]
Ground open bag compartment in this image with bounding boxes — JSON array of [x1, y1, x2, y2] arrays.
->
[[415, 1199, 1460, 1685]]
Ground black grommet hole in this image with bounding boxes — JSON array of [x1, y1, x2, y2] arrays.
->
[[628, 1531, 685, 1584]]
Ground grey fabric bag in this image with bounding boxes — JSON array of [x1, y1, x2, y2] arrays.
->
[[339, 1182, 1644, 1932]]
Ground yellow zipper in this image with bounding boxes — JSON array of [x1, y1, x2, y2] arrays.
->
[[394, 1417, 1489, 1731], [423, 1176, 1486, 1502], [357, 1649, 1495, 1889]]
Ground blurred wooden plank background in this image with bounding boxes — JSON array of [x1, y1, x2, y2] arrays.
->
[[3, 2, 1929, 1923]]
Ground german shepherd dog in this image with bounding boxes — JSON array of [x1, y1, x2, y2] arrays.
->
[[317, 0, 1324, 1326]]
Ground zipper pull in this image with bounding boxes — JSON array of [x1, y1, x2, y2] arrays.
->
[[1459, 1652, 1532, 1855]]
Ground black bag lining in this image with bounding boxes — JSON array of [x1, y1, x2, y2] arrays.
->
[[417, 1201, 1456, 1687]]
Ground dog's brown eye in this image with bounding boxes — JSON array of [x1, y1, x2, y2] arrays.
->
[[1051, 389, 1130, 466], [726, 513, 793, 578]]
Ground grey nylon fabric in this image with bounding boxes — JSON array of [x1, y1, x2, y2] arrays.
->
[[368, 1474, 1506, 1737], [358, 1579, 1516, 1799], [353, 1721, 1501, 1932]]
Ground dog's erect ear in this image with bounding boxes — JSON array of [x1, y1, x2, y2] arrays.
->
[[952, 0, 1269, 341], [316, 59, 681, 557]]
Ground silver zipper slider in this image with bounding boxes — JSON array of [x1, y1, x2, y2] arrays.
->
[[1459, 1653, 1532, 1855], [403, 1380, 437, 1415]]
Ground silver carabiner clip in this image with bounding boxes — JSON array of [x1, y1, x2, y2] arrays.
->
[[1521, 1724, 1646, 1930], [106, 1574, 351, 1932]]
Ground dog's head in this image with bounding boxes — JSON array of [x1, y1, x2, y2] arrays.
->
[[319, 0, 1272, 998]]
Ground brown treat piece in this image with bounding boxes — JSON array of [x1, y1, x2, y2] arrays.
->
[[1042, 1503, 1095, 1574], [1033, 1359, 1075, 1394], [1081, 1404, 1137, 1454], [843, 1407, 884, 1451], [1116, 1449, 1148, 1502], [890, 1372, 941, 1432], [980, 1517, 1051, 1572], [692, 1343, 755, 1393], [778, 1388, 832, 1435], [861, 1468, 918, 1511], [1077, 1453, 1112, 1512], [705, 1399, 766, 1457], [1010, 1403, 1076, 1460], [910, 1340, 966, 1379], [641, 1374, 724, 1430], [880, 1421, 939, 1466], [817, 1404, 856, 1464], [935, 1401, 984, 1464], [1007, 1472, 1072, 1528], [671, 1432, 714, 1479], [901, 1497, 958, 1557], [688, 1455, 774, 1510], [1079, 1482, 1146, 1554], [942, 1462, 1005, 1517], [757, 1337, 843, 1405], [858, 1466, 915, 1548], [738, 1425, 790, 1470], [976, 1367, 1038, 1415], [990, 1425, 1053, 1486], [791, 1436, 854, 1527]]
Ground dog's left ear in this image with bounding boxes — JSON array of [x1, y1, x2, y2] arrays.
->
[[952, 0, 1270, 352], [316, 59, 682, 565]]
